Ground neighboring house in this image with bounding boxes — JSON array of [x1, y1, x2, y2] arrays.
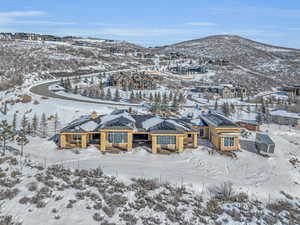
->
[[255, 133, 275, 154], [236, 120, 260, 131], [58, 111, 241, 153], [268, 110, 300, 128], [200, 112, 241, 151], [191, 84, 247, 99], [281, 85, 300, 97]]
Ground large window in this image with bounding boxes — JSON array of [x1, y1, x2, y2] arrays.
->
[[72, 134, 81, 141], [157, 136, 176, 145], [199, 128, 204, 137], [108, 132, 128, 144], [224, 137, 235, 147]]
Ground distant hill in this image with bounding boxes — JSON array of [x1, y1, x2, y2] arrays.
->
[[156, 35, 300, 93]]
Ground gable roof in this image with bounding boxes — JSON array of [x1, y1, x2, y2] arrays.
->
[[201, 112, 238, 128], [61, 112, 197, 133]]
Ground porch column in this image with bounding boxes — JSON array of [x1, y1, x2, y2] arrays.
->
[[127, 132, 133, 151], [151, 135, 157, 153], [81, 134, 87, 148], [192, 133, 198, 148], [60, 134, 66, 148], [177, 136, 184, 152], [100, 132, 106, 152]]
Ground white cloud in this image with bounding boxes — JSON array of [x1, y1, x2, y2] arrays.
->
[[0, 11, 44, 24], [185, 22, 217, 26], [53, 28, 198, 37], [11, 20, 76, 25], [0, 10, 74, 26]]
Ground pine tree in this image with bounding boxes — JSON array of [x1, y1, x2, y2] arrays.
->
[[53, 113, 60, 135], [214, 99, 218, 111], [27, 123, 32, 135], [21, 114, 28, 131], [74, 85, 78, 94], [256, 112, 262, 124], [222, 102, 230, 117], [100, 88, 105, 99], [247, 104, 251, 113], [178, 93, 185, 103], [169, 92, 173, 102], [230, 104, 236, 114], [149, 93, 153, 102], [162, 92, 168, 111], [106, 88, 112, 100], [16, 129, 29, 156], [39, 113, 48, 138], [156, 92, 161, 104], [3, 102, 7, 115], [32, 114, 38, 136], [0, 120, 14, 155], [172, 95, 179, 112], [130, 91, 135, 103], [12, 112, 17, 131], [114, 89, 121, 101]]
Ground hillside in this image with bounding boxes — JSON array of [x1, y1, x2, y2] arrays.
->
[[0, 37, 149, 90], [1, 34, 300, 93], [157, 35, 300, 93]]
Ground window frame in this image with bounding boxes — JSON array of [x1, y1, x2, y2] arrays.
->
[[224, 137, 235, 147], [157, 136, 176, 145], [108, 132, 128, 144], [199, 128, 204, 137], [72, 134, 82, 141]]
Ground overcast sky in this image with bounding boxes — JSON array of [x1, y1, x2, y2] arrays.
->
[[1, 0, 300, 48]]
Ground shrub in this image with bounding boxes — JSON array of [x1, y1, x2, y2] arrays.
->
[[208, 182, 235, 201], [33, 100, 40, 105], [11, 170, 22, 178], [0, 172, 6, 178], [20, 95, 32, 103], [19, 196, 30, 204], [131, 178, 160, 191], [27, 182, 38, 191], [103, 206, 114, 217], [93, 213, 103, 222]]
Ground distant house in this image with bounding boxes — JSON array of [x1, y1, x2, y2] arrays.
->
[[281, 85, 300, 97], [268, 110, 300, 128], [58, 111, 241, 153], [255, 133, 275, 154], [236, 120, 260, 131], [192, 84, 247, 99]]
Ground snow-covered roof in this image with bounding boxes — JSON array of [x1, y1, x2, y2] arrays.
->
[[79, 120, 99, 131], [269, 110, 300, 119], [142, 116, 163, 130], [100, 112, 135, 125], [61, 112, 197, 133]]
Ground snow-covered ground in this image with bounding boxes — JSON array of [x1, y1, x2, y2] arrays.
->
[[6, 124, 299, 202]]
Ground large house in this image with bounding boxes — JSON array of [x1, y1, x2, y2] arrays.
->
[[58, 110, 241, 153], [268, 110, 300, 128], [192, 84, 247, 99]]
